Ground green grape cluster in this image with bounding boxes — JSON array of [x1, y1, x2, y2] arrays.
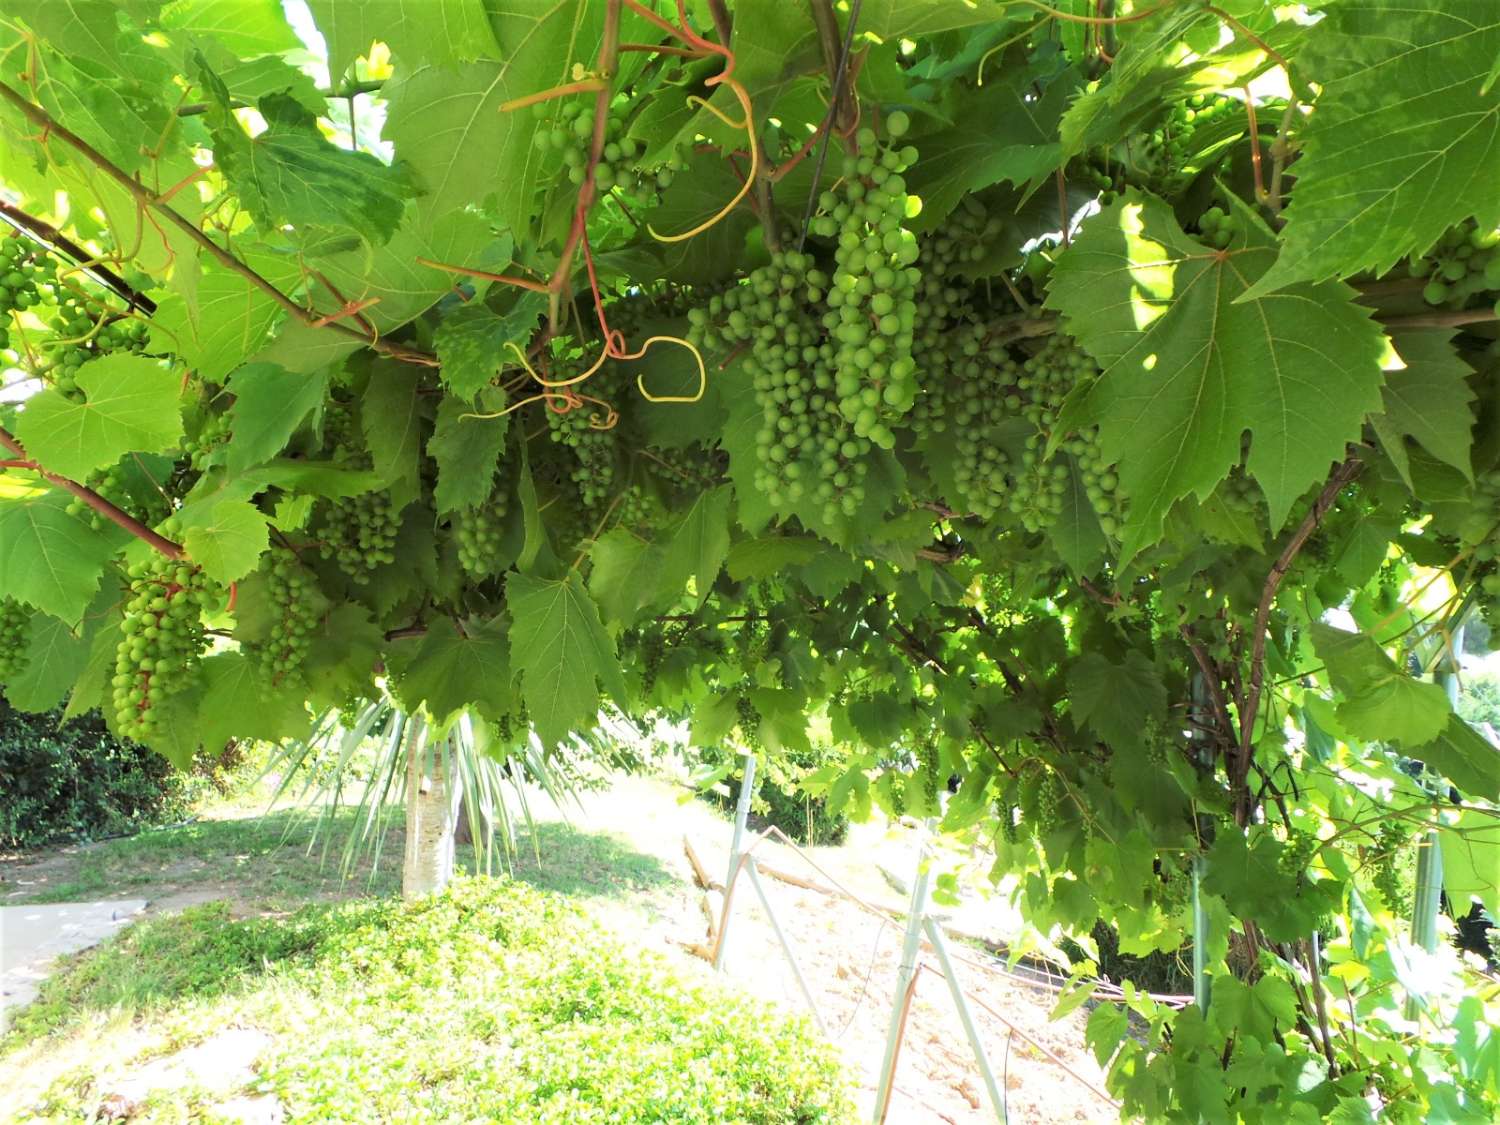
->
[[317, 405, 399, 583], [1277, 828, 1321, 884], [547, 404, 618, 510], [996, 777, 1022, 844], [1137, 93, 1242, 194], [1021, 770, 1064, 837], [1369, 821, 1412, 907], [0, 597, 32, 681], [454, 491, 509, 577], [613, 484, 660, 528], [1410, 222, 1500, 310], [0, 233, 51, 333], [111, 552, 217, 741], [1461, 470, 1500, 627], [258, 547, 321, 683], [640, 631, 665, 695], [808, 118, 922, 444], [187, 411, 232, 471], [67, 462, 171, 531], [1197, 204, 1244, 250], [533, 99, 681, 200], [999, 336, 1095, 533], [44, 298, 150, 400], [735, 692, 762, 750], [319, 489, 399, 583], [689, 250, 872, 524]]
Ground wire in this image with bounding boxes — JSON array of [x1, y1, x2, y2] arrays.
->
[[796, 0, 863, 253]]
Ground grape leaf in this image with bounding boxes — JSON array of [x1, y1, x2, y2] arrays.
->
[[506, 571, 627, 749], [1311, 623, 1453, 748], [308, 0, 499, 77], [435, 292, 546, 400], [251, 319, 363, 375], [1247, 0, 1500, 293], [1411, 715, 1500, 802], [199, 64, 414, 246], [149, 265, 282, 382], [725, 536, 824, 582], [196, 652, 310, 753], [362, 362, 425, 507], [1068, 651, 1166, 750], [658, 485, 732, 608], [226, 364, 329, 474], [588, 529, 664, 628], [3, 611, 91, 713], [177, 497, 270, 585], [14, 354, 183, 481], [1048, 459, 1108, 578], [389, 616, 512, 724], [383, 2, 603, 236], [906, 65, 1075, 228], [19, 0, 127, 72], [1370, 331, 1475, 489], [163, 0, 302, 55], [1047, 194, 1386, 558], [0, 492, 115, 622], [1439, 807, 1500, 918], [302, 603, 382, 709], [428, 395, 509, 514]]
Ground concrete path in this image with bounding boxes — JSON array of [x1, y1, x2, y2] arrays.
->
[[1, 899, 146, 1020]]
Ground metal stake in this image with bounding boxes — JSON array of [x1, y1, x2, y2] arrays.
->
[[923, 915, 1008, 1123], [873, 818, 936, 1123], [745, 856, 827, 1032], [714, 752, 757, 971]]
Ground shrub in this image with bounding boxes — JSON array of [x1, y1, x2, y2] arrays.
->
[[705, 749, 850, 847], [0, 703, 195, 848], [8, 878, 855, 1124]]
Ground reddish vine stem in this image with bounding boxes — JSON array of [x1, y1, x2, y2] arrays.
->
[[0, 199, 156, 313], [0, 425, 185, 559], [1233, 456, 1362, 816], [0, 80, 437, 368]]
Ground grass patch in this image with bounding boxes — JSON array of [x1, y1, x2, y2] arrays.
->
[[4, 804, 680, 915], [4, 877, 853, 1124]]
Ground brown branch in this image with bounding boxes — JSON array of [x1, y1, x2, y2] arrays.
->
[[0, 426, 184, 559], [0, 80, 436, 368], [1182, 626, 1237, 751], [1375, 307, 1500, 330], [1233, 456, 1362, 813], [0, 199, 156, 313], [808, 0, 856, 135]]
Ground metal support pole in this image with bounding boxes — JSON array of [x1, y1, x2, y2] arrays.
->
[[1406, 624, 1463, 1020], [873, 819, 936, 1124], [714, 751, 756, 971], [745, 856, 827, 1033], [923, 916, 1008, 1123]]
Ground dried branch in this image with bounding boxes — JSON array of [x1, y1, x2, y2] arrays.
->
[[0, 200, 156, 313]]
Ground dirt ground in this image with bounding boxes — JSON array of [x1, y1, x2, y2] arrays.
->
[[528, 775, 1118, 1124]]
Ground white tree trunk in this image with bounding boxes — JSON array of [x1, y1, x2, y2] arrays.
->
[[402, 727, 459, 900]]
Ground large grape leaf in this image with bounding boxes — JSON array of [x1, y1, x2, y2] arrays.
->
[[428, 395, 509, 514], [588, 529, 664, 628], [1411, 716, 1500, 802], [506, 572, 627, 749], [308, 0, 499, 77], [388, 616, 512, 724], [162, 0, 302, 56], [0, 492, 114, 622], [1369, 331, 1475, 489], [1047, 194, 1386, 559], [199, 65, 414, 247], [307, 216, 510, 335], [149, 264, 283, 382], [226, 364, 329, 474], [1247, 0, 1500, 293], [197, 652, 311, 753], [1068, 651, 1166, 751], [434, 291, 545, 399], [905, 65, 1075, 229], [176, 497, 270, 585], [658, 486, 732, 609], [383, 2, 603, 236], [362, 362, 425, 507], [14, 354, 183, 481], [1440, 808, 1500, 918], [1311, 623, 1454, 749]]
